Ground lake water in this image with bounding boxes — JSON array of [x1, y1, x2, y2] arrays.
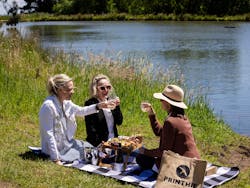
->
[[3, 21, 250, 136]]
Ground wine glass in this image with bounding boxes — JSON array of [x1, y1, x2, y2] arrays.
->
[[107, 88, 118, 110], [140, 101, 151, 112], [108, 88, 118, 100]]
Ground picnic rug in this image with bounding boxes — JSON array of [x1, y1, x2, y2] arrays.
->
[[28, 146, 240, 188]]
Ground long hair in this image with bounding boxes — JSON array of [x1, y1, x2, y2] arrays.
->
[[170, 105, 185, 117]]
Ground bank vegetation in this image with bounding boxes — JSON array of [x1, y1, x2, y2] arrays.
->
[[0, 29, 249, 187]]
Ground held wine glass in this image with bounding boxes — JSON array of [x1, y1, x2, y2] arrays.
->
[[140, 101, 151, 112], [106, 88, 118, 110]]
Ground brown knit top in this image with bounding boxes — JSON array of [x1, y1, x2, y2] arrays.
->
[[143, 113, 200, 168]]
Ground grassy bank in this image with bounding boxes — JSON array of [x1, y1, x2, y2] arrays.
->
[[0, 30, 249, 187], [1, 13, 250, 22]]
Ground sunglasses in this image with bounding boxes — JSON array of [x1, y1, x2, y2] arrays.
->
[[99, 85, 111, 91]]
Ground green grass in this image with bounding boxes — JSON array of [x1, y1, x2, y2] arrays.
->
[[0, 30, 249, 187]]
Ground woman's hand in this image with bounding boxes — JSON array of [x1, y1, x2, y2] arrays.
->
[[114, 97, 120, 106], [141, 102, 155, 115], [97, 100, 116, 110]]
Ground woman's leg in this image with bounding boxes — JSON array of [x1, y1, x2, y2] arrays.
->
[[136, 153, 155, 169]]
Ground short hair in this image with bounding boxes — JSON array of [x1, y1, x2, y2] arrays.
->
[[89, 74, 112, 97], [47, 74, 72, 95]]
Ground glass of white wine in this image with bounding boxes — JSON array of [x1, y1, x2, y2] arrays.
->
[[140, 101, 151, 112], [107, 88, 118, 110]]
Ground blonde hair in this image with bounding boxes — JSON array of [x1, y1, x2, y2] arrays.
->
[[90, 74, 112, 97], [47, 74, 72, 95]]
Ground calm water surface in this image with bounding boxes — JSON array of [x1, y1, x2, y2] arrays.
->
[[7, 21, 250, 136]]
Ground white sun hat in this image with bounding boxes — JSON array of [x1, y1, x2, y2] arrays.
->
[[153, 84, 188, 109]]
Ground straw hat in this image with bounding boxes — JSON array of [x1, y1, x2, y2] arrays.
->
[[153, 85, 188, 109]]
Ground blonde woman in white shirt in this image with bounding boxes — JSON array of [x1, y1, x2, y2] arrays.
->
[[39, 74, 114, 165]]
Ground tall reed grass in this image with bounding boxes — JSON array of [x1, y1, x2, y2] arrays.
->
[[1, 13, 250, 22]]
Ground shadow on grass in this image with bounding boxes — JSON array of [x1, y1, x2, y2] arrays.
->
[[19, 150, 49, 161]]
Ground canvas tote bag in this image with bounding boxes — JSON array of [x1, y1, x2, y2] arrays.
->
[[155, 150, 207, 188]]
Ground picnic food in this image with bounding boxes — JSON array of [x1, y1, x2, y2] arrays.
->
[[102, 135, 143, 152]]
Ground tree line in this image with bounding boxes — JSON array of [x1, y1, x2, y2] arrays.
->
[[4, 0, 250, 16], [22, 0, 250, 16]]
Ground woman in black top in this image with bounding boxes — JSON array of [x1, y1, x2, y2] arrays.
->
[[84, 74, 123, 147]]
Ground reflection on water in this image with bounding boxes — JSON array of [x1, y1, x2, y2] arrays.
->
[[2, 21, 250, 136]]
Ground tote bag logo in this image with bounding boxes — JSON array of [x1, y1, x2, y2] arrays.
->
[[176, 165, 190, 178], [156, 151, 207, 188]]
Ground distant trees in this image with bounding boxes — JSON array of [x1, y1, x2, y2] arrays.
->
[[17, 0, 250, 16], [52, 0, 74, 14], [21, 0, 57, 13], [0, 0, 19, 25]]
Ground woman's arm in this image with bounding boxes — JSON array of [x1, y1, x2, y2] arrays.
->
[[68, 100, 115, 117], [140, 120, 175, 158], [71, 101, 99, 117], [148, 114, 163, 136]]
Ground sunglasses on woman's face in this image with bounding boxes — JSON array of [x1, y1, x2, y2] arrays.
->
[[99, 85, 111, 91]]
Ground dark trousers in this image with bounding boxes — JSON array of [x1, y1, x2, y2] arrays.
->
[[136, 153, 155, 170]]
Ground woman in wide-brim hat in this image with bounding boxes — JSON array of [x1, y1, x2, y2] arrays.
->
[[136, 84, 200, 172]]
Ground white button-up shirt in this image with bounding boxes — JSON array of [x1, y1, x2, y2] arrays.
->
[[39, 95, 98, 161]]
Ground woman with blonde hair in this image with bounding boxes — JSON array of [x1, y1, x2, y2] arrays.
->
[[39, 74, 113, 165], [84, 74, 123, 147]]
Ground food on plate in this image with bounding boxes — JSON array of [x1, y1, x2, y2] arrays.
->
[[102, 135, 143, 152]]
